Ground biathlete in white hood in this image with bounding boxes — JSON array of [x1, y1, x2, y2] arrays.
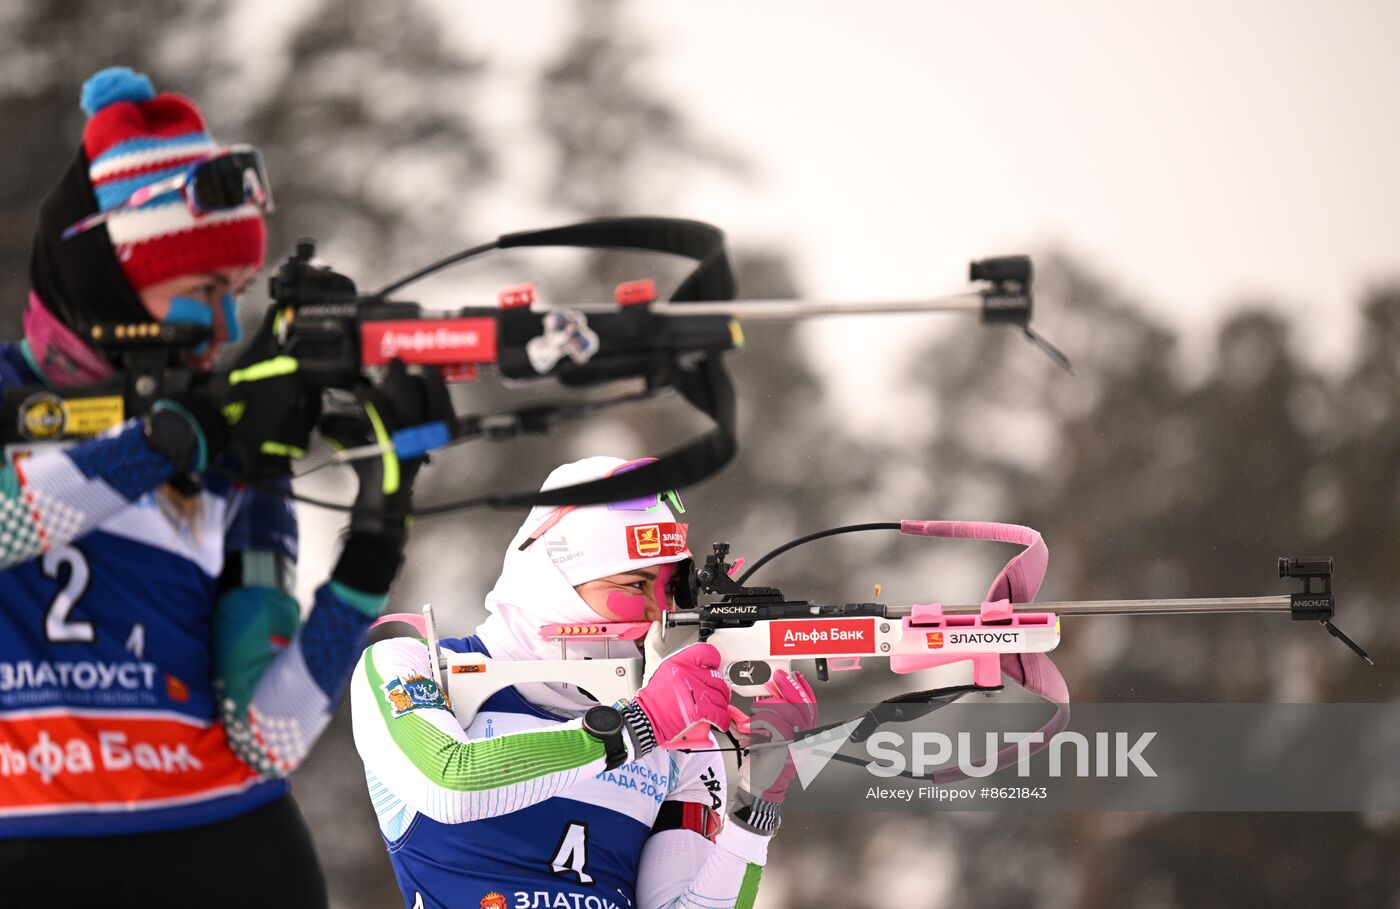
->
[[351, 456, 818, 909]]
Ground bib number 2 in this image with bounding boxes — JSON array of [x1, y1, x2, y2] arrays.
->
[[43, 545, 93, 643]]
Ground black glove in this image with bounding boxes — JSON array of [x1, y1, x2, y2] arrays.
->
[[323, 359, 454, 595], [147, 354, 321, 478]]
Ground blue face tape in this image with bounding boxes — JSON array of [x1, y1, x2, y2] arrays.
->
[[220, 294, 241, 344], [165, 295, 214, 356]]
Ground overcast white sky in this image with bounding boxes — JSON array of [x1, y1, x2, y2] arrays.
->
[[453, 1, 1400, 391]]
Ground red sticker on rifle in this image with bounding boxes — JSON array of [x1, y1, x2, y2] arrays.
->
[[769, 619, 875, 655], [360, 318, 498, 366], [626, 522, 688, 559]]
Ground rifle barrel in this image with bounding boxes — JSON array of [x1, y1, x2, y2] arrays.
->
[[530, 293, 986, 320], [900, 595, 1294, 617], [669, 595, 1297, 626]]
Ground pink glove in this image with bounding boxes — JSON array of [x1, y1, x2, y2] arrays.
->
[[625, 643, 732, 753], [743, 669, 818, 804]]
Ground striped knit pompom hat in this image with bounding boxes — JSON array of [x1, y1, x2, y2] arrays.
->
[[79, 66, 265, 292]]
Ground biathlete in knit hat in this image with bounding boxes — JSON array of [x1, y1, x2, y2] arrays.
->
[[351, 456, 820, 909], [29, 66, 267, 379], [0, 67, 434, 909]]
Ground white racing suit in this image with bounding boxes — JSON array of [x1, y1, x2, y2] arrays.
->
[[352, 457, 774, 909]]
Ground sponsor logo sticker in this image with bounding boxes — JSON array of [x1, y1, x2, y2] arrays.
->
[[946, 631, 1021, 646], [769, 619, 875, 655], [19, 393, 65, 439], [359, 318, 498, 366], [626, 522, 688, 559], [64, 396, 124, 436], [381, 672, 450, 717], [919, 629, 1028, 650], [18, 393, 125, 441]]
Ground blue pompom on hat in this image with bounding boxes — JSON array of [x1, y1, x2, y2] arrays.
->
[[79, 66, 155, 117]]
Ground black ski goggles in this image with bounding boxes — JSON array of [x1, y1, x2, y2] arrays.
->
[[666, 557, 698, 612]]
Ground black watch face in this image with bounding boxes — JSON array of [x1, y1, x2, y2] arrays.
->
[[585, 706, 623, 736]]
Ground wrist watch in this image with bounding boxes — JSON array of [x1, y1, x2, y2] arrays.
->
[[582, 705, 629, 770]]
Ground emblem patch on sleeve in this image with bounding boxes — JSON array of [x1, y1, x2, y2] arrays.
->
[[382, 672, 450, 717]]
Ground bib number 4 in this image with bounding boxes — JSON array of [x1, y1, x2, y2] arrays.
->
[[550, 821, 594, 885]]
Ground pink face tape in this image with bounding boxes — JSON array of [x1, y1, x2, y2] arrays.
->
[[599, 562, 679, 623], [602, 589, 650, 623]]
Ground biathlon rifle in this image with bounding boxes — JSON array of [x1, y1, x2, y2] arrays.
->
[[2, 217, 1066, 514], [410, 519, 1367, 771]]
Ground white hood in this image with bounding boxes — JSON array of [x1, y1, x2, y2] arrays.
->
[[475, 457, 692, 714]]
